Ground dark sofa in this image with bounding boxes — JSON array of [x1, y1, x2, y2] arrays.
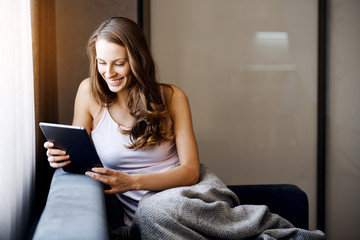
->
[[32, 168, 308, 239]]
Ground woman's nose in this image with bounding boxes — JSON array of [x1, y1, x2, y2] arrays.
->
[[105, 65, 116, 79]]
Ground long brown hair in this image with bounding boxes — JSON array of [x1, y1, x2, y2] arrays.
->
[[86, 17, 173, 150]]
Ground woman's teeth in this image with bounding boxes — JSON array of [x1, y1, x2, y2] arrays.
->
[[110, 78, 122, 84]]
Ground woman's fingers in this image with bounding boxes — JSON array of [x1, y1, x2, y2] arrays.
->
[[104, 189, 116, 194], [85, 168, 135, 194], [49, 160, 71, 168], [45, 143, 70, 168], [48, 155, 71, 168], [44, 141, 67, 157], [44, 141, 54, 149], [43, 141, 71, 169], [85, 172, 112, 189], [47, 148, 67, 157], [47, 155, 70, 163], [90, 167, 111, 174]]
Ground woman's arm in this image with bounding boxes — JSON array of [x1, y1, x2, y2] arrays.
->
[[135, 85, 200, 188], [87, 85, 200, 194], [72, 78, 94, 134], [45, 78, 94, 168]]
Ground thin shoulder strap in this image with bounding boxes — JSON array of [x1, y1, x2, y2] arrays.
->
[[159, 84, 173, 126], [160, 84, 166, 105]]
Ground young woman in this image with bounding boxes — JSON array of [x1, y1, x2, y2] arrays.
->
[[44, 17, 326, 240], [44, 17, 200, 227]]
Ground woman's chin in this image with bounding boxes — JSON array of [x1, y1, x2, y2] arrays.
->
[[108, 85, 124, 93], [107, 80, 126, 92]]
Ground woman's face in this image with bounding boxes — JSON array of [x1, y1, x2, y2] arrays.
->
[[95, 38, 132, 94]]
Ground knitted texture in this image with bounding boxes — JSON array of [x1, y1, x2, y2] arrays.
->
[[131, 164, 325, 239]]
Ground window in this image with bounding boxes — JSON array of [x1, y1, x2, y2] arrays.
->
[[0, 0, 36, 239]]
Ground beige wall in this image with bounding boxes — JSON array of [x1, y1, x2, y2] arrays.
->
[[151, 0, 318, 229], [151, 0, 360, 237], [55, 0, 137, 124], [326, 0, 360, 239]]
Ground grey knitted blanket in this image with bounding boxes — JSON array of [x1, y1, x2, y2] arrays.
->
[[131, 164, 325, 239]]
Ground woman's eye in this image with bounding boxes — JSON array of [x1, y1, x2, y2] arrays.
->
[[98, 62, 106, 65], [115, 63, 124, 67]]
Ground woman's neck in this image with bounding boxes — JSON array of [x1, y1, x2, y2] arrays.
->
[[115, 89, 130, 108]]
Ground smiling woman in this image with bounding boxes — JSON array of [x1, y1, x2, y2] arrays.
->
[[0, 0, 35, 239]]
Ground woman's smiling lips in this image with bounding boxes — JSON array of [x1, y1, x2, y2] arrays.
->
[[108, 77, 123, 86]]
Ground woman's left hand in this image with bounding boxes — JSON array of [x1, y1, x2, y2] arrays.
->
[[85, 168, 137, 194]]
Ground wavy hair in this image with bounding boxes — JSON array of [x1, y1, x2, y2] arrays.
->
[[86, 17, 173, 150]]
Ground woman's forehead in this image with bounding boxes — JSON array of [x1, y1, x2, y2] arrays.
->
[[95, 39, 128, 60]]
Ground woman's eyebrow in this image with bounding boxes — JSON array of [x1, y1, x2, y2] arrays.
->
[[96, 57, 127, 62]]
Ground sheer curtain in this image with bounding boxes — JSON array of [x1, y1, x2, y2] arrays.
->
[[0, 0, 36, 239]]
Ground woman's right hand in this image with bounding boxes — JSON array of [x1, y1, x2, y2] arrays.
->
[[44, 141, 71, 168]]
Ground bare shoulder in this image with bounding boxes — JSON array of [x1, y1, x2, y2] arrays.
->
[[162, 84, 192, 126], [77, 78, 100, 105], [77, 78, 92, 95], [162, 84, 189, 107], [74, 78, 93, 109], [74, 78, 102, 121]]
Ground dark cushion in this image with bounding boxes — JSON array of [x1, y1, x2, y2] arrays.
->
[[228, 184, 309, 229]]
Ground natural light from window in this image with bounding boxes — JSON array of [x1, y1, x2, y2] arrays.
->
[[0, 0, 35, 239]]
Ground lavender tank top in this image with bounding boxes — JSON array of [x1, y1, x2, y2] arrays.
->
[[91, 102, 179, 226]]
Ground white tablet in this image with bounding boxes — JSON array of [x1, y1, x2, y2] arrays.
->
[[39, 122, 103, 174]]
